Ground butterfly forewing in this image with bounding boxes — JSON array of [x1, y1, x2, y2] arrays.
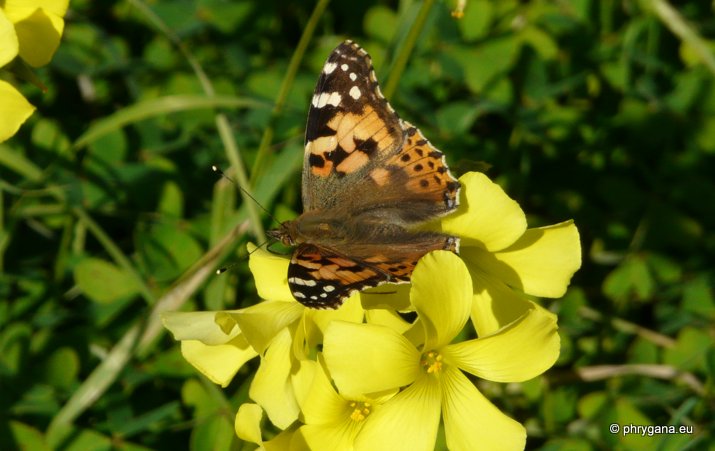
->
[[303, 41, 404, 211]]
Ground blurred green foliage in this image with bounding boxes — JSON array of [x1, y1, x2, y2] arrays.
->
[[1, 0, 713, 449]]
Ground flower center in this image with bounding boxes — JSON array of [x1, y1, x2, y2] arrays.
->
[[421, 350, 443, 374], [348, 401, 372, 422]]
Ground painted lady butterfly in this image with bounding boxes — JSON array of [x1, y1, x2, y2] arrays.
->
[[268, 40, 460, 309]]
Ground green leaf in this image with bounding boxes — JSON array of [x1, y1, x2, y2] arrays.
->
[[74, 258, 141, 304], [520, 26, 559, 60], [615, 398, 658, 450], [3, 421, 49, 451], [0, 144, 43, 181], [136, 222, 203, 281], [0, 322, 32, 376], [663, 327, 713, 372], [577, 391, 608, 419], [87, 129, 127, 167], [197, 0, 254, 34], [63, 428, 112, 451], [681, 275, 715, 318], [43, 347, 80, 390], [542, 388, 577, 430], [435, 101, 480, 135], [364, 5, 397, 44], [602, 256, 654, 303], [157, 181, 184, 218], [645, 254, 681, 284], [73, 95, 268, 150], [183, 379, 235, 451], [453, 36, 519, 94], [458, 0, 493, 41]]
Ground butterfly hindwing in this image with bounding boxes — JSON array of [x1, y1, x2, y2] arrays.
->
[[286, 234, 459, 309], [287, 244, 388, 309]]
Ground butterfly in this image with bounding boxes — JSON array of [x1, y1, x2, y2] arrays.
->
[[268, 40, 460, 309]]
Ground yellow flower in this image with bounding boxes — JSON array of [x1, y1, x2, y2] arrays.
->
[[250, 171, 580, 326], [294, 359, 396, 450], [0, 80, 35, 142], [162, 310, 258, 387], [234, 402, 304, 450], [163, 244, 367, 430], [0, 0, 68, 142], [322, 251, 560, 451], [437, 172, 581, 335], [2, 0, 68, 67]]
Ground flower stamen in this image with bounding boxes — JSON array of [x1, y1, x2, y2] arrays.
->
[[421, 351, 443, 374], [348, 401, 372, 422]]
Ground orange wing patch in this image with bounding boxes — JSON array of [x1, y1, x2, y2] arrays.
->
[[388, 122, 459, 209], [306, 104, 398, 177]]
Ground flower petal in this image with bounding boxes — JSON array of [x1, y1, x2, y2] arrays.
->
[[440, 365, 525, 451], [0, 80, 35, 143], [235, 403, 263, 446], [309, 293, 364, 335], [3, 1, 69, 20], [323, 321, 420, 395], [412, 251, 472, 349], [354, 376, 441, 451], [443, 305, 559, 382], [365, 308, 412, 334], [248, 243, 293, 302], [249, 328, 300, 429], [292, 294, 364, 360], [265, 430, 305, 451], [298, 359, 348, 425], [229, 300, 303, 354], [181, 336, 257, 387], [162, 311, 240, 345], [360, 283, 412, 310], [439, 172, 527, 251], [470, 269, 534, 336], [0, 10, 19, 66], [12, 7, 65, 67], [300, 422, 360, 451], [469, 221, 581, 298]]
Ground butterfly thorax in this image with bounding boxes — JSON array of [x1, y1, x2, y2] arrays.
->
[[268, 212, 346, 247], [269, 209, 395, 248]]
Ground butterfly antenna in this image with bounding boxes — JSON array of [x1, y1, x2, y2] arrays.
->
[[216, 238, 274, 274], [212, 165, 282, 226]]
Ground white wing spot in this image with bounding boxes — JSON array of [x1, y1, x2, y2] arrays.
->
[[349, 72, 357, 81], [312, 92, 342, 108], [323, 62, 337, 74], [293, 291, 306, 299], [310, 295, 318, 300], [349, 86, 361, 100], [289, 277, 317, 287], [341, 63, 349, 71], [323, 285, 336, 292], [320, 293, 327, 298]]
